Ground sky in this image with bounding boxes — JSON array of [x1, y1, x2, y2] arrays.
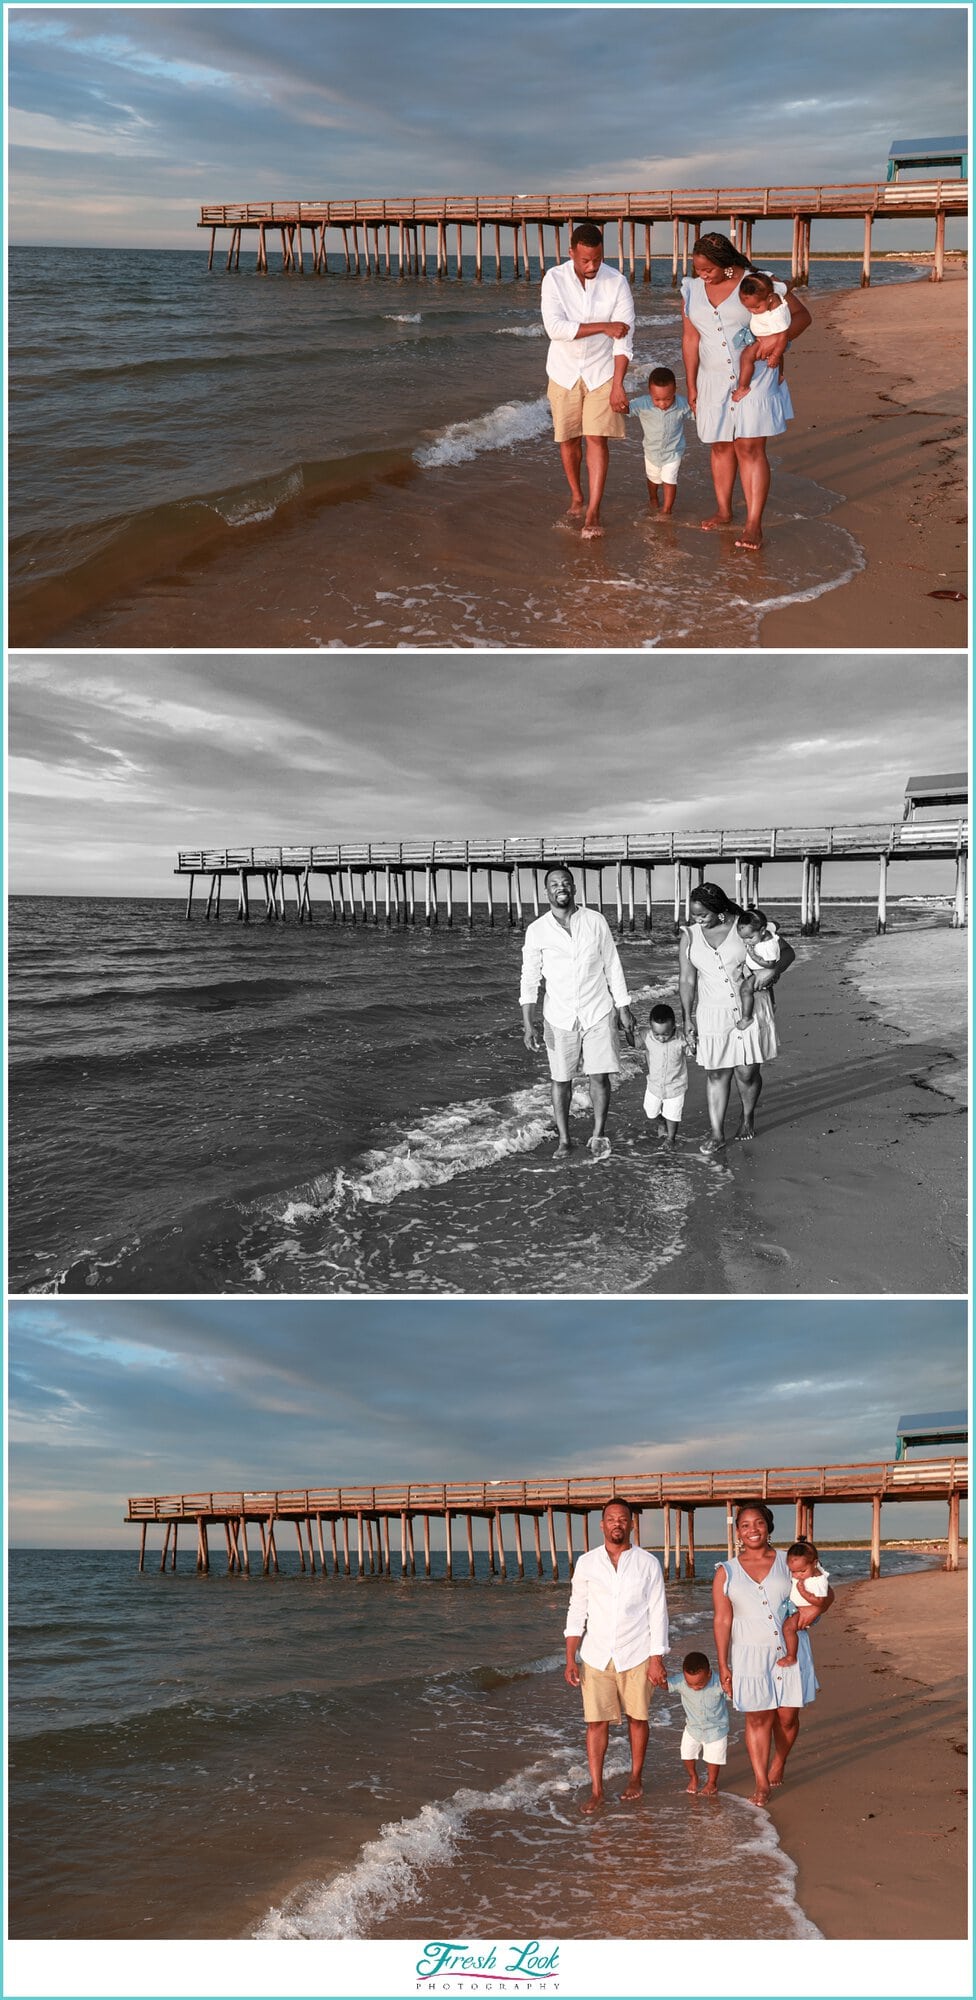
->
[[7, 1296, 967, 1545], [7, 650, 967, 897], [7, 5, 969, 251]]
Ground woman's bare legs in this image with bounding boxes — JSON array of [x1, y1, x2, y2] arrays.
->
[[702, 440, 737, 529], [743, 1711, 776, 1805], [733, 436, 771, 549], [702, 1067, 734, 1151], [733, 1062, 762, 1139], [768, 1706, 800, 1786]]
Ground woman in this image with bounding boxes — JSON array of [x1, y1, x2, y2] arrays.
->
[[713, 1501, 832, 1807], [678, 882, 794, 1155], [681, 231, 812, 551]]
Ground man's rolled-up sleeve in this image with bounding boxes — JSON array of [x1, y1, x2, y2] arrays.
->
[[645, 1561, 669, 1655], [611, 275, 635, 360], [541, 271, 579, 344], [598, 919, 630, 1009], [564, 1561, 589, 1639], [519, 934, 544, 1008]]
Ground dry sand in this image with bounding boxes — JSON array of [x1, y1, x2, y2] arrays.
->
[[762, 267, 968, 648], [717, 927, 967, 1294], [720, 1566, 969, 1939]]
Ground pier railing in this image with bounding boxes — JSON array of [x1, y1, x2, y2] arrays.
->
[[200, 180, 968, 226], [175, 821, 969, 874], [175, 820, 968, 876], [127, 1458, 967, 1519]]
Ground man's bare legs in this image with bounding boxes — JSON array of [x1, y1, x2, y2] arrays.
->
[[582, 1717, 648, 1812], [768, 1706, 800, 1787], [701, 439, 737, 530], [550, 1079, 574, 1158], [734, 436, 771, 550], [589, 1072, 611, 1148], [581, 435, 610, 536], [558, 438, 586, 519], [620, 1717, 649, 1802]]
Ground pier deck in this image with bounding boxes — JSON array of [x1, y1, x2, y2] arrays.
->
[[174, 819, 969, 935], [200, 180, 967, 284], [128, 1456, 967, 1580]]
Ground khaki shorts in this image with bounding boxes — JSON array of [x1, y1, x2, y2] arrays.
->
[[548, 376, 627, 443], [581, 1657, 652, 1723], [544, 1013, 620, 1082]]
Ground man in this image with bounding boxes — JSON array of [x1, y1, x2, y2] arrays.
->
[[540, 223, 635, 538], [520, 865, 634, 1160], [564, 1499, 669, 1815]]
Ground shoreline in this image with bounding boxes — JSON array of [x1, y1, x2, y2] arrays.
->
[[716, 926, 967, 1295], [12, 265, 958, 651], [761, 269, 967, 647], [738, 1566, 969, 1939]]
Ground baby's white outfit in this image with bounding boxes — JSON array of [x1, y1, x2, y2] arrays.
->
[[789, 1565, 830, 1610]]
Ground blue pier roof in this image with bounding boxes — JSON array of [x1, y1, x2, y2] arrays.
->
[[889, 137, 968, 159]]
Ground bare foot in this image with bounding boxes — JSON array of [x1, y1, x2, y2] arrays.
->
[[767, 1759, 787, 1788], [735, 527, 763, 550], [750, 1787, 771, 1808], [685, 1777, 699, 1795], [552, 1141, 573, 1160], [731, 388, 750, 404], [699, 1136, 725, 1156], [580, 1792, 603, 1816], [620, 1778, 643, 1803], [589, 1134, 611, 1160], [734, 1118, 756, 1143], [702, 1782, 719, 1795], [775, 1652, 795, 1669], [700, 513, 733, 531]]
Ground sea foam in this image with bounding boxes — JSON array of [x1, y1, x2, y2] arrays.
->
[[416, 396, 551, 467]]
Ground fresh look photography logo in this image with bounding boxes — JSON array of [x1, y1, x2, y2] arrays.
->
[[416, 1939, 560, 1989]]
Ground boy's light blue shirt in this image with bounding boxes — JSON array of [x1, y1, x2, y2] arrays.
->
[[667, 1670, 729, 1739], [628, 393, 693, 461]]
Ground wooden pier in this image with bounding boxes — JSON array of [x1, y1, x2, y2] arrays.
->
[[128, 1455, 967, 1581], [175, 818, 969, 937], [200, 180, 967, 286]]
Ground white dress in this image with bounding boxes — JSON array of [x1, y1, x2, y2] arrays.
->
[[687, 921, 764, 1070], [681, 274, 795, 444]]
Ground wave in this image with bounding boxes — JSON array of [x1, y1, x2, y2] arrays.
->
[[8, 445, 418, 646], [383, 312, 422, 323], [254, 1757, 574, 1939], [415, 396, 551, 467], [495, 324, 545, 338]]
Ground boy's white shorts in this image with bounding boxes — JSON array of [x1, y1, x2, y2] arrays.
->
[[643, 1089, 686, 1121], [644, 454, 683, 484], [680, 1727, 728, 1765]]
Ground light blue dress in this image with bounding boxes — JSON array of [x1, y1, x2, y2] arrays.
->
[[681, 275, 795, 444], [719, 1552, 819, 1713]]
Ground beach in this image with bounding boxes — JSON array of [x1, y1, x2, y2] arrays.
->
[[7, 899, 965, 1296], [746, 1565, 969, 1940], [8, 249, 962, 650], [720, 924, 968, 1294], [9, 1545, 957, 1942], [762, 267, 968, 648]]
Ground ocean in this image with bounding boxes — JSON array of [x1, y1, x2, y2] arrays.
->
[[8, 248, 922, 650], [7, 1545, 941, 1943], [8, 894, 953, 1298]]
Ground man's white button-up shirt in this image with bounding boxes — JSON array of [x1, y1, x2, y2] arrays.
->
[[519, 907, 630, 1031], [541, 259, 635, 390], [564, 1544, 669, 1671]]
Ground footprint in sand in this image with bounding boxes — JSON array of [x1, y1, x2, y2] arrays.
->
[[755, 1241, 795, 1268]]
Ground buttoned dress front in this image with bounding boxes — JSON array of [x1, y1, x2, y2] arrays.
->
[[686, 920, 765, 1070], [719, 1552, 819, 1713], [681, 274, 794, 444]]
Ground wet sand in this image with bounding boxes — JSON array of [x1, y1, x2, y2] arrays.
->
[[762, 267, 968, 648], [716, 928, 967, 1294], [28, 272, 962, 653], [722, 1566, 969, 1939]]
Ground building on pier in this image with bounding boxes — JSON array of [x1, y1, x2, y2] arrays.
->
[[199, 177, 968, 287], [127, 1454, 967, 1583]]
